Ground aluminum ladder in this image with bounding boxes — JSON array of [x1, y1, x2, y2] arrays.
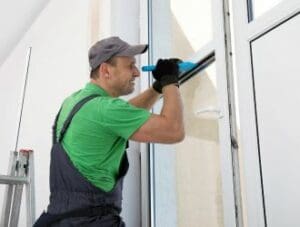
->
[[0, 149, 35, 227]]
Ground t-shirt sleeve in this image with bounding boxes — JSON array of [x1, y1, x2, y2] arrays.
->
[[99, 98, 151, 139]]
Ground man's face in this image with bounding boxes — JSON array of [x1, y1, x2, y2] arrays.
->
[[108, 56, 140, 96]]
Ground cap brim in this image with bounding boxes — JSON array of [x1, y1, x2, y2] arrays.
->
[[116, 44, 148, 57]]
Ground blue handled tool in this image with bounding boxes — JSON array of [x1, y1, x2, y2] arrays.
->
[[142, 61, 196, 72]]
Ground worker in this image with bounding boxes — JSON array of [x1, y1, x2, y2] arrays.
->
[[34, 36, 184, 226]]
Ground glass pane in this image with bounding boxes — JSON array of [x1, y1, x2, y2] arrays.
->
[[151, 0, 213, 60], [152, 63, 224, 227], [251, 0, 284, 20]]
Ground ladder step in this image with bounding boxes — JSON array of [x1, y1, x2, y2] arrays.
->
[[0, 175, 28, 184]]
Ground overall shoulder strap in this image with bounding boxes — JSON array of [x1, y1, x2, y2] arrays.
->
[[55, 94, 100, 143], [52, 107, 62, 145]]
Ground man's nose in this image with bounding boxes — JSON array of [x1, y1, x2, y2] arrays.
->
[[133, 67, 140, 77]]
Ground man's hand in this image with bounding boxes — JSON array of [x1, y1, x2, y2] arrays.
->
[[152, 80, 163, 93], [152, 59, 181, 93], [131, 58, 185, 143]]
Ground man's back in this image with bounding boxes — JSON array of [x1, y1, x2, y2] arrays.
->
[[56, 82, 150, 192]]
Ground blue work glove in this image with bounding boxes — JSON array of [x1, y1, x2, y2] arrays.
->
[[152, 58, 181, 93]]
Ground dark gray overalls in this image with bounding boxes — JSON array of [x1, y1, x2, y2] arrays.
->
[[34, 95, 128, 226]]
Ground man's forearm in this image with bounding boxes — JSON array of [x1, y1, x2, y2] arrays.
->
[[161, 85, 184, 135], [129, 87, 161, 109]]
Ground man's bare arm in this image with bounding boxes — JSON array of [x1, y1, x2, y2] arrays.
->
[[130, 85, 184, 143]]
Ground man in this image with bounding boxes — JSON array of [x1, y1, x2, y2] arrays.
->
[[34, 36, 184, 226]]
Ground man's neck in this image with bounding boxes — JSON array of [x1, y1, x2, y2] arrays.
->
[[90, 79, 118, 97]]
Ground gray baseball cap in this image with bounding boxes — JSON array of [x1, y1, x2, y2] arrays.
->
[[88, 36, 148, 70]]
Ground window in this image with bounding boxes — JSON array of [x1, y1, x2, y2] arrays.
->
[[147, 0, 236, 226], [248, 0, 284, 21], [149, 1, 224, 225], [151, 62, 224, 227], [175, 63, 224, 227], [151, 0, 213, 60]]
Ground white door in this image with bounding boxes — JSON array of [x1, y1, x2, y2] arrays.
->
[[232, 0, 300, 226]]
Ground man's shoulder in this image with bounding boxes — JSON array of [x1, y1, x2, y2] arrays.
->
[[62, 90, 82, 103], [99, 97, 129, 106]]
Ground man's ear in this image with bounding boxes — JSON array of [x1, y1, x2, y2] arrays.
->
[[99, 63, 110, 79]]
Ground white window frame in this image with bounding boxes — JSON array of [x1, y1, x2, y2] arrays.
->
[[139, 1, 152, 227], [139, 0, 244, 226], [231, 0, 300, 226]]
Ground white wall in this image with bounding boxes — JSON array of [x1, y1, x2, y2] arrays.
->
[[0, 0, 146, 226], [0, 0, 93, 225], [0, 0, 50, 66], [0, 0, 89, 226]]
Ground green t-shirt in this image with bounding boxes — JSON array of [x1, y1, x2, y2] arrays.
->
[[56, 82, 151, 192]]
